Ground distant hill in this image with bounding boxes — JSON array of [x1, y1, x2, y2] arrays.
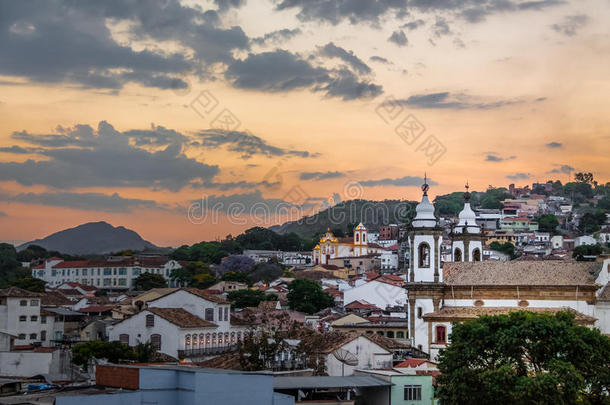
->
[[270, 199, 417, 238], [17, 221, 161, 255]]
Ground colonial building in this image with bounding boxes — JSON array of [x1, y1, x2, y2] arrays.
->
[[404, 179, 610, 360], [108, 288, 249, 360], [312, 223, 383, 265]]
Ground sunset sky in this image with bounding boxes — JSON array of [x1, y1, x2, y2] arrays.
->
[[1, 0, 609, 247]]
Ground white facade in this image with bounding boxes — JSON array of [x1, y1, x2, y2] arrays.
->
[[575, 235, 597, 247], [32, 258, 183, 289], [380, 249, 398, 271], [325, 335, 393, 376], [343, 280, 406, 310], [108, 289, 247, 359], [551, 235, 564, 249]]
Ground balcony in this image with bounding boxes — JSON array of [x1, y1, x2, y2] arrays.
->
[[177, 344, 237, 359]]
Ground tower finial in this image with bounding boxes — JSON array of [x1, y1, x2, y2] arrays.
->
[[421, 173, 429, 196], [464, 180, 471, 203]]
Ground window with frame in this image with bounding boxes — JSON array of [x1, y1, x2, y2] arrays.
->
[[150, 334, 161, 350], [218, 307, 223, 320], [119, 334, 129, 345], [41, 331, 46, 341], [18, 334, 25, 340], [146, 314, 155, 327], [41, 315, 47, 324], [404, 385, 422, 401], [417, 307, 423, 319], [30, 299, 39, 306], [418, 243, 431, 268], [103, 268, 112, 276], [224, 307, 229, 321], [435, 325, 447, 343], [19, 315, 26, 322], [205, 308, 214, 321], [20, 300, 27, 306], [29, 333, 37, 340], [31, 315, 38, 321]]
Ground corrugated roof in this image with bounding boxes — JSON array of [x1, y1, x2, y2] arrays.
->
[[273, 376, 392, 389], [442, 261, 601, 286]]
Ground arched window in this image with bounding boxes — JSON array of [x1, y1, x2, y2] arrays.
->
[[192, 334, 198, 348], [206, 333, 211, 346], [212, 333, 217, 346], [356, 233, 359, 242], [185, 334, 191, 348], [435, 325, 447, 343], [387, 331, 395, 338], [472, 248, 481, 261], [396, 331, 404, 339], [236, 331, 241, 341], [231, 332, 236, 344], [145, 314, 154, 327], [151, 334, 161, 350], [224, 332, 230, 346], [418, 243, 430, 268], [199, 333, 205, 347], [454, 247, 462, 262], [119, 334, 129, 345]]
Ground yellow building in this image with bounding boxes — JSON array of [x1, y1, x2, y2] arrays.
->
[[313, 223, 381, 265]]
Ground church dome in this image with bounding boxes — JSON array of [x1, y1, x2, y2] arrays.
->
[[454, 183, 480, 234], [411, 177, 438, 228]]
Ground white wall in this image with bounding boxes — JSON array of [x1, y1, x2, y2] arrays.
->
[[343, 280, 406, 310], [325, 336, 392, 376], [0, 351, 54, 376]]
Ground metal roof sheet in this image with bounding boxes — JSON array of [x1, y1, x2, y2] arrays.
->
[[273, 376, 392, 390]]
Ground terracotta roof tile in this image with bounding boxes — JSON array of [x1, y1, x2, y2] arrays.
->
[[0, 287, 41, 298], [423, 306, 596, 324], [443, 261, 601, 286], [147, 307, 217, 328]]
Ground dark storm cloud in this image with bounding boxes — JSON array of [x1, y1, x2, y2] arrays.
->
[[401, 19, 425, 30], [359, 175, 437, 187], [549, 164, 574, 174], [0, 0, 249, 89], [274, 0, 409, 26], [0, 121, 219, 191], [370, 56, 391, 64], [274, 0, 563, 25], [486, 154, 516, 162], [546, 142, 563, 148], [299, 171, 346, 180], [196, 129, 312, 159], [393, 92, 521, 110], [225, 50, 382, 100], [432, 17, 451, 37], [551, 14, 589, 36], [214, 0, 247, 12], [506, 172, 531, 180], [252, 28, 302, 45], [0, 190, 164, 213], [318, 43, 371, 75], [388, 30, 408, 46]]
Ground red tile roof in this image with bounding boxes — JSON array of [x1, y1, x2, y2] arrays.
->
[[395, 358, 432, 368], [77, 305, 116, 313], [345, 300, 381, 310], [146, 307, 217, 328]]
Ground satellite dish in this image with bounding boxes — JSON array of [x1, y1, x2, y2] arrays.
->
[[333, 349, 359, 366]]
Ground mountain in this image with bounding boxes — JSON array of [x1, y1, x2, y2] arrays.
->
[[270, 199, 417, 237], [17, 221, 160, 255]]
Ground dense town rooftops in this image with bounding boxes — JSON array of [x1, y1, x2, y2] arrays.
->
[[442, 261, 601, 286], [146, 307, 217, 328], [423, 306, 596, 324], [0, 287, 41, 298]]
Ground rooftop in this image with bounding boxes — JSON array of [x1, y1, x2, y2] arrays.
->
[[422, 306, 597, 324], [442, 261, 601, 286], [147, 307, 217, 328], [273, 375, 391, 390]]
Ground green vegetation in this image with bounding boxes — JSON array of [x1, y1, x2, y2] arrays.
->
[[133, 272, 168, 290], [437, 311, 610, 404], [536, 214, 559, 234], [488, 241, 516, 258], [287, 279, 333, 314], [578, 211, 607, 234], [572, 244, 604, 261], [227, 289, 278, 309], [170, 261, 218, 288], [72, 341, 135, 371]]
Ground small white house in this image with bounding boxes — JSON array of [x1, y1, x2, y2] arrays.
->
[[343, 279, 406, 310], [575, 235, 596, 247], [322, 334, 394, 376]]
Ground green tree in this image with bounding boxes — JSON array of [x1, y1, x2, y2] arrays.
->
[[134, 342, 158, 363], [598, 195, 610, 211], [572, 244, 603, 260], [247, 262, 283, 284], [436, 311, 610, 404], [170, 262, 216, 288], [221, 271, 250, 284], [578, 211, 607, 234], [536, 214, 559, 234], [287, 279, 333, 314], [133, 272, 168, 290], [72, 341, 135, 371], [489, 241, 516, 258], [10, 277, 46, 292], [227, 289, 278, 309]]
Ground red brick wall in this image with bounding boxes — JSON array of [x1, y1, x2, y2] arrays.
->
[[96, 365, 139, 390]]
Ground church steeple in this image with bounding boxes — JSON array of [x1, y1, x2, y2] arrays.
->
[[451, 181, 483, 262]]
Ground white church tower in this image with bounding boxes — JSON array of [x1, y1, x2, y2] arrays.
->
[[353, 222, 368, 256], [451, 183, 483, 262], [408, 175, 443, 283]]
